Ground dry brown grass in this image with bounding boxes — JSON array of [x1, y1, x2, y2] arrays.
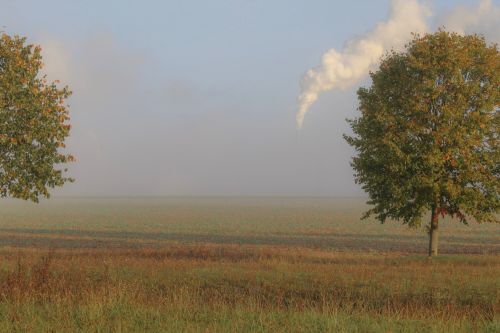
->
[[1, 244, 498, 323]]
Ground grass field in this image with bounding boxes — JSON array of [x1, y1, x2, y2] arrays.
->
[[0, 197, 498, 332]]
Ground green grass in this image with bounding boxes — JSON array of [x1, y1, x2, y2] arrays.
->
[[2, 301, 498, 333]]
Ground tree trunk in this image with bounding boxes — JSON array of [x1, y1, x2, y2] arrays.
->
[[428, 207, 439, 257]]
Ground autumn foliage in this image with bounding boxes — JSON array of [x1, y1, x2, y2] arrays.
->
[[345, 31, 499, 256], [0, 33, 73, 202]]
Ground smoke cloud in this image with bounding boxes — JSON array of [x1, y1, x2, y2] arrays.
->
[[296, 0, 430, 129], [296, 0, 500, 129], [441, 0, 500, 44]]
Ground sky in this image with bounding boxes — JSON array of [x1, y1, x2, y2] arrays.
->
[[1, 0, 499, 197]]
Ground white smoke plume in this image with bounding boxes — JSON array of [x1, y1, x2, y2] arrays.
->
[[441, 0, 500, 44], [296, 0, 500, 129], [296, 0, 430, 129]]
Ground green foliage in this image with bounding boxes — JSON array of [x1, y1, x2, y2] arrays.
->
[[345, 31, 499, 227], [0, 33, 73, 202]]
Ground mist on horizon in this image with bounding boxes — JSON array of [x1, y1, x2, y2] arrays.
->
[[1, 0, 498, 197]]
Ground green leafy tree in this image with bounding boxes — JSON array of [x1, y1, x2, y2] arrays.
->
[[345, 31, 499, 257], [0, 33, 73, 202]]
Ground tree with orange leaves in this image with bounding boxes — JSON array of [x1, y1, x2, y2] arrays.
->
[[345, 31, 499, 257], [0, 33, 73, 202]]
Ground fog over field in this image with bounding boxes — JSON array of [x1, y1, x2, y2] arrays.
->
[[1, 0, 499, 197], [0, 197, 498, 254]]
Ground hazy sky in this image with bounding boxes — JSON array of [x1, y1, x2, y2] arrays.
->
[[1, 0, 499, 196]]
